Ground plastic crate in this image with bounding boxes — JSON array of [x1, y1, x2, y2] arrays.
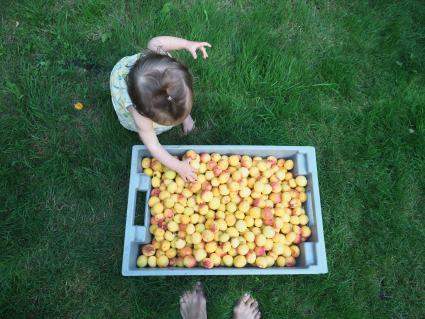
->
[[122, 145, 327, 276]]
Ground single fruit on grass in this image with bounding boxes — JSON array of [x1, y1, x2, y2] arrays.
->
[[137, 255, 148, 268], [234, 255, 247, 268]]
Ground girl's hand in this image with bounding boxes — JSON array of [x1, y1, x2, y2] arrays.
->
[[177, 159, 197, 182], [182, 115, 195, 135], [185, 41, 212, 59]]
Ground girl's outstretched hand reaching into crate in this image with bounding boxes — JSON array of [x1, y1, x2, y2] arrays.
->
[[131, 109, 197, 182]]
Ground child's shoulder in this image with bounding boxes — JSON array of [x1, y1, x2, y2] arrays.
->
[[112, 52, 143, 71]]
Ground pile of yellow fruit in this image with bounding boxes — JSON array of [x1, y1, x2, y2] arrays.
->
[[136, 151, 311, 269]]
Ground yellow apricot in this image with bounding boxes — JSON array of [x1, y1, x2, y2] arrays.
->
[[205, 241, 218, 253], [137, 255, 148, 268], [222, 254, 233, 267], [234, 255, 247, 268], [147, 256, 157, 267]]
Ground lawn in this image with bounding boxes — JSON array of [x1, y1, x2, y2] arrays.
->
[[1, 0, 424, 318]]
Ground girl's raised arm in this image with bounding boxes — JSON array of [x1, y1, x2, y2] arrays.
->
[[147, 36, 212, 59]]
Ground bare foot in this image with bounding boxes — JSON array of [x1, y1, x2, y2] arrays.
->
[[182, 115, 195, 135], [233, 293, 261, 319], [180, 282, 207, 319]]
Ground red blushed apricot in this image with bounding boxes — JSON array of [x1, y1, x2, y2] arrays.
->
[[254, 246, 266, 257], [179, 247, 193, 257], [183, 255, 197, 268], [142, 244, 156, 257], [202, 258, 214, 269], [207, 160, 217, 170], [285, 256, 296, 267], [168, 257, 177, 267], [263, 218, 274, 226], [261, 207, 274, 220], [202, 181, 213, 191], [151, 188, 160, 197], [176, 257, 185, 267], [157, 220, 167, 230], [200, 153, 211, 163], [212, 166, 222, 177], [164, 209, 174, 219], [293, 234, 302, 245]]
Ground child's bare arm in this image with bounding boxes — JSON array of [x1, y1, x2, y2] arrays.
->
[[147, 36, 212, 59], [130, 108, 197, 181]]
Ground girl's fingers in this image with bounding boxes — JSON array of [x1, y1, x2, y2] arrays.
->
[[190, 49, 197, 59], [200, 47, 208, 59], [201, 42, 212, 47]]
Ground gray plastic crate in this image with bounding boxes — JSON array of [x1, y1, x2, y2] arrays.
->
[[122, 145, 327, 276]]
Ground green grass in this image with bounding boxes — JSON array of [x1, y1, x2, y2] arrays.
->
[[1, 0, 425, 318]]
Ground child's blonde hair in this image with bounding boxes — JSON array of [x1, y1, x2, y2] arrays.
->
[[127, 51, 193, 126]]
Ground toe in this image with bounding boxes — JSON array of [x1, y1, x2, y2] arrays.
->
[[255, 312, 261, 319], [245, 296, 255, 306], [241, 293, 251, 303], [251, 300, 259, 309], [195, 282, 204, 295]]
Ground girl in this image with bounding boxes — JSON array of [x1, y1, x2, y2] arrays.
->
[[110, 36, 211, 181]]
